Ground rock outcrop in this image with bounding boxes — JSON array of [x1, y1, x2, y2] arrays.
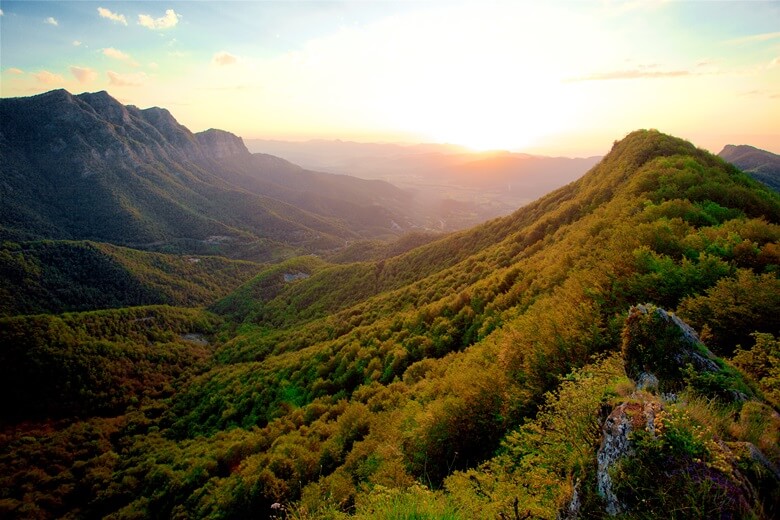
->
[[196, 128, 250, 159], [622, 304, 721, 390], [596, 400, 662, 515], [589, 305, 775, 518]]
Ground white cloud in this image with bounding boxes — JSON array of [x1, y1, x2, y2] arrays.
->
[[70, 66, 98, 83], [0, 9, 4, 16], [102, 47, 138, 66], [97, 7, 127, 25], [5, 68, 24, 74], [44, 17, 58, 26], [212, 51, 238, 66], [73, 40, 82, 47], [107, 70, 147, 86], [567, 68, 692, 82], [769, 57, 780, 69], [138, 9, 180, 30], [35, 70, 64, 84], [103, 47, 130, 60]]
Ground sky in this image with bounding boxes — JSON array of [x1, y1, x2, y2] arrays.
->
[[1, 0, 778, 156]]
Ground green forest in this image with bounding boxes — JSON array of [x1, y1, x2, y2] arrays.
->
[[1, 130, 779, 519]]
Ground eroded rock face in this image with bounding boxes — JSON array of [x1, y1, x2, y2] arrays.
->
[[635, 372, 659, 392], [584, 306, 776, 519], [596, 401, 661, 516], [597, 405, 633, 516]]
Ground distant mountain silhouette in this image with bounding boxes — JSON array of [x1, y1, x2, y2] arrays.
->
[[0, 90, 417, 257], [719, 144, 780, 191]]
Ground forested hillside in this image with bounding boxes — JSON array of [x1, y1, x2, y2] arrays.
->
[[1, 130, 779, 519], [0, 240, 263, 316]]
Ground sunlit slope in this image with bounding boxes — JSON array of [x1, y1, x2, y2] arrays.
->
[[0, 240, 263, 316], [171, 128, 778, 434], [212, 129, 777, 335]]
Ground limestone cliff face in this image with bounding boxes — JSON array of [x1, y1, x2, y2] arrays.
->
[[195, 129, 250, 159]]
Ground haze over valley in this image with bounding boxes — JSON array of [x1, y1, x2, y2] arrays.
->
[[246, 139, 602, 227]]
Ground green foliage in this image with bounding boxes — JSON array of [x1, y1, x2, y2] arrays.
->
[[324, 232, 444, 264], [732, 333, 780, 407], [679, 270, 780, 355], [0, 417, 122, 519], [443, 354, 625, 519], [0, 306, 219, 419], [211, 255, 327, 322], [350, 484, 463, 520], [0, 240, 263, 316], [621, 304, 698, 387]]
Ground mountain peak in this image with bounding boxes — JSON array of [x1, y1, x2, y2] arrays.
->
[[34, 88, 72, 99], [720, 144, 766, 155], [606, 129, 700, 167], [76, 90, 133, 126], [574, 129, 711, 196]]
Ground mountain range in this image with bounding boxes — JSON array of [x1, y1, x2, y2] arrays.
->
[[0, 90, 422, 259], [0, 90, 778, 520]]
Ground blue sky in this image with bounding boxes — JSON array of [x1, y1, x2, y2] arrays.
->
[[1, 1, 778, 155]]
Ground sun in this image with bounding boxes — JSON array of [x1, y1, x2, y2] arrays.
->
[[377, 62, 569, 153], [383, 93, 553, 153], [429, 122, 539, 152]]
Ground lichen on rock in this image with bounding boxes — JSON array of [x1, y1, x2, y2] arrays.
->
[[596, 400, 662, 516]]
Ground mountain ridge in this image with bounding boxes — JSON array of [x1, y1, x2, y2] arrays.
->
[[719, 143, 780, 191]]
